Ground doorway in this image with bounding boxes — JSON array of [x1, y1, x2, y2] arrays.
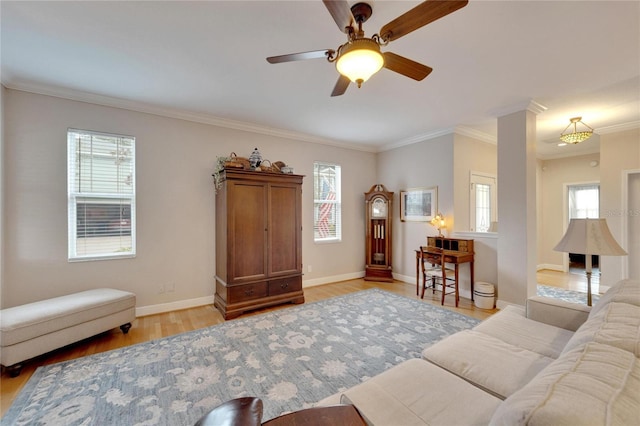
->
[[565, 183, 600, 278]]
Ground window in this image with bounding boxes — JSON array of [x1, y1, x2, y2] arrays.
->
[[67, 129, 136, 260], [568, 184, 599, 218], [313, 162, 341, 242], [470, 172, 497, 232]]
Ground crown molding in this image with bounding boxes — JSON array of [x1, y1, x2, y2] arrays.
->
[[379, 125, 498, 152], [490, 99, 548, 118], [596, 120, 640, 135], [379, 127, 456, 152], [7, 81, 633, 155], [4, 81, 379, 153], [454, 126, 496, 144]]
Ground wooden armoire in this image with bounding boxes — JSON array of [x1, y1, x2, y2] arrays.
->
[[214, 168, 304, 319]]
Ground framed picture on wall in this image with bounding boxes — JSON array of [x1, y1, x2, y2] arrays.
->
[[400, 186, 437, 222]]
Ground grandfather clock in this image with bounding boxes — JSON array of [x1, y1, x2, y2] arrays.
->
[[364, 184, 394, 282]]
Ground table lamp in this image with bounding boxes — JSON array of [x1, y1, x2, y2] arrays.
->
[[553, 218, 627, 306], [430, 213, 445, 237]]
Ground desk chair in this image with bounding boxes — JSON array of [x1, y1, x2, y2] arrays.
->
[[420, 247, 458, 307]]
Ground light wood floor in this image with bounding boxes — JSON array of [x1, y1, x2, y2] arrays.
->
[[537, 268, 600, 294], [0, 272, 582, 416]]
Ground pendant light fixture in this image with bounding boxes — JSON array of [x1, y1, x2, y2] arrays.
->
[[560, 117, 594, 144]]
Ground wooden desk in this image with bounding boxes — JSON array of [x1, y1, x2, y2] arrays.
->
[[415, 237, 475, 300]]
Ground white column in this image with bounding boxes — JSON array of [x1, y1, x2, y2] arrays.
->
[[496, 101, 546, 307]]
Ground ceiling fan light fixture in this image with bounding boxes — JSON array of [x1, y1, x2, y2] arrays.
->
[[336, 39, 384, 88], [560, 116, 594, 144]]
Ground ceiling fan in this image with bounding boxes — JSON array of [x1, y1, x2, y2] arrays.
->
[[266, 0, 468, 97]]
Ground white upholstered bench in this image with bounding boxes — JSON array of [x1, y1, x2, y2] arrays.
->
[[0, 288, 136, 377]]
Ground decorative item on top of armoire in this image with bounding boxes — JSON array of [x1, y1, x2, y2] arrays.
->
[[249, 147, 262, 169], [364, 184, 394, 282], [213, 168, 304, 319]]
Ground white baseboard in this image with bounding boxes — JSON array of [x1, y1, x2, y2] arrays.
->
[[136, 270, 501, 316], [303, 271, 365, 288], [537, 263, 564, 272], [136, 272, 367, 316], [496, 299, 524, 310], [136, 295, 215, 317], [393, 273, 414, 284]]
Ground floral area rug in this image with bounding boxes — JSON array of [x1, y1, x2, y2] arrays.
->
[[3, 289, 479, 425], [537, 284, 600, 305]]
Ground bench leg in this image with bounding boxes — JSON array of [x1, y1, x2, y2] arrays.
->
[[7, 363, 23, 378], [120, 322, 132, 334]]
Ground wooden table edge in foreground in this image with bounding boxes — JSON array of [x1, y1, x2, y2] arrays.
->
[[262, 404, 367, 426]]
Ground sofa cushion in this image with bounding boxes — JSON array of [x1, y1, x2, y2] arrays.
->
[[489, 342, 640, 426], [422, 330, 554, 399], [474, 305, 574, 359], [562, 301, 640, 356], [338, 358, 501, 426], [590, 279, 640, 317], [526, 296, 591, 331]]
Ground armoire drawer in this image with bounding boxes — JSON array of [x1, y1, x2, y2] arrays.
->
[[268, 276, 302, 296], [227, 282, 268, 303]]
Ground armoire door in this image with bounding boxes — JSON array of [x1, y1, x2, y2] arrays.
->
[[269, 183, 302, 277], [228, 180, 268, 283]]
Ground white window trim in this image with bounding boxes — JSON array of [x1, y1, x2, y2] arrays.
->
[[313, 162, 342, 243], [67, 128, 136, 261]]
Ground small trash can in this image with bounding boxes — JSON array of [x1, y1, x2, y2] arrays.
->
[[474, 282, 495, 309]]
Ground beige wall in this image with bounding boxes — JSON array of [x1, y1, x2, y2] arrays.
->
[[376, 133, 498, 298], [453, 134, 497, 232], [377, 134, 454, 282], [537, 130, 640, 285], [600, 128, 640, 284], [3, 88, 637, 312], [2, 89, 376, 310], [538, 153, 601, 270]]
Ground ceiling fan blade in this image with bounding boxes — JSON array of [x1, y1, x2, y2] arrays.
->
[[331, 75, 351, 97], [383, 52, 433, 81], [380, 0, 468, 42], [267, 50, 332, 64], [322, 0, 354, 33]]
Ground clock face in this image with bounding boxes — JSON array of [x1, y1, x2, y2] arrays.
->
[[371, 197, 387, 218]]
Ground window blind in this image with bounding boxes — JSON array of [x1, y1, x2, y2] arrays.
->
[[67, 129, 136, 260], [313, 162, 341, 242]]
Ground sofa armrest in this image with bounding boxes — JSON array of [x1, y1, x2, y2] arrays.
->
[[526, 296, 591, 331]]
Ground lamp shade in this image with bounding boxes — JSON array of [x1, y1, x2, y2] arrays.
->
[[554, 218, 627, 256], [336, 39, 384, 87]]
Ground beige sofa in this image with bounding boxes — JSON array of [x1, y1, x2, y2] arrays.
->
[[319, 279, 640, 425]]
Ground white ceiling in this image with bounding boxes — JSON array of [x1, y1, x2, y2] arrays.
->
[[2, 1, 639, 158]]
